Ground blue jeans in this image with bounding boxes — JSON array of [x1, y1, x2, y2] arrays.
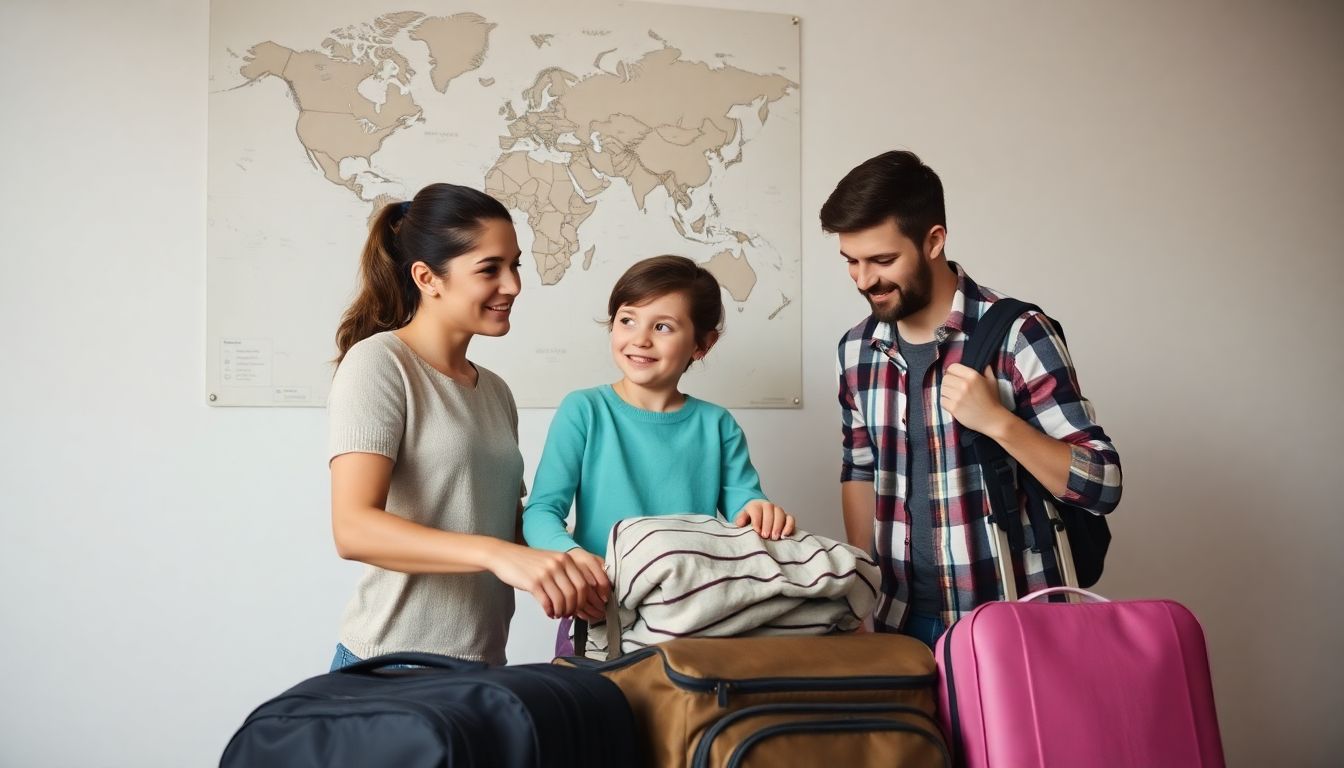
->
[[901, 611, 947, 650], [329, 643, 427, 672], [330, 642, 362, 671]]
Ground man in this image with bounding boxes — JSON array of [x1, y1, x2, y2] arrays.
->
[[823, 150, 1122, 647]]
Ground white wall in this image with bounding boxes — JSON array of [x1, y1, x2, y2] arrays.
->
[[1, 0, 1340, 765]]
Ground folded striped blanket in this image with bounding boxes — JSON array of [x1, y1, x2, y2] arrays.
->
[[583, 514, 880, 658]]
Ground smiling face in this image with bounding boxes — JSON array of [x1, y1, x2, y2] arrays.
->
[[419, 217, 522, 337], [609, 290, 707, 394], [839, 217, 940, 324]]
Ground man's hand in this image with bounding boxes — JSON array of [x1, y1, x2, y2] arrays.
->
[[733, 500, 796, 540], [941, 364, 1010, 436]]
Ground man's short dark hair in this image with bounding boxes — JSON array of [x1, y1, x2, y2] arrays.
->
[[819, 150, 947, 246]]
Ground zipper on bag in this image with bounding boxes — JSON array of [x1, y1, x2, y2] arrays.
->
[[567, 646, 935, 708], [676, 668, 935, 708], [724, 717, 949, 768], [692, 702, 938, 768]]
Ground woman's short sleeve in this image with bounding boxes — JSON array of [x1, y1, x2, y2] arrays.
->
[[327, 339, 407, 463]]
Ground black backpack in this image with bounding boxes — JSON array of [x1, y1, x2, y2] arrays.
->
[[958, 298, 1112, 590], [220, 653, 641, 768]]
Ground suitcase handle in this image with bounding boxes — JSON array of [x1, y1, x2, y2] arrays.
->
[[338, 652, 489, 674], [1019, 587, 1109, 604]]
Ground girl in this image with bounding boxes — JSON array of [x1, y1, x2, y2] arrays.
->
[[327, 183, 602, 671], [522, 255, 795, 649]]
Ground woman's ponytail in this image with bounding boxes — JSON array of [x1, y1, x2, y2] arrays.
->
[[335, 202, 415, 363]]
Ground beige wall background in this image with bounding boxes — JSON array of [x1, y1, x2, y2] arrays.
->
[[1, 0, 1340, 765]]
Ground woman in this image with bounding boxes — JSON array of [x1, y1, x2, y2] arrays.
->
[[326, 183, 604, 670]]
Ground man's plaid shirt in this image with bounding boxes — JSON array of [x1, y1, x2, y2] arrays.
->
[[837, 264, 1122, 630]]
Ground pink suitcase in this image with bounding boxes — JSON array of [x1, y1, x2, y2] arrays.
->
[[935, 586, 1225, 767]]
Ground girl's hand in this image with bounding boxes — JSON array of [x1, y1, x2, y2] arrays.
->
[[566, 548, 611, 622], [733, 500, 796, 540], [487, 541, 593, 619]]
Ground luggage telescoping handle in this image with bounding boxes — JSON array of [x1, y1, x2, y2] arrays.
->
[[991, 505, 1081, 603], [991, 521, 1020, 601], [339, 652, 488, 674], [1018, 587, 1108, 604]]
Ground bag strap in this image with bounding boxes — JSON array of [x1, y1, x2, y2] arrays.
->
[[572, 608, 621, 659], [574, 617, 588, 656], [958, 298, 1037, 374], [603, 532, 623, 659], [604, 589, 622, 659], [957, 298, 1056, 599], [572, 534, 624, 661]]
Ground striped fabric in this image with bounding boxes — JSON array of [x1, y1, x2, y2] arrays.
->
[[583, 515, 880, 658]]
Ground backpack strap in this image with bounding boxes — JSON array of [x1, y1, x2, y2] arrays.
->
[[956, 299, 1064, 596], [958, 298, 1037, 373]]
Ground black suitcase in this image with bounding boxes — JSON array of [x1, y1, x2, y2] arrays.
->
[[220, 652, 641, 767]]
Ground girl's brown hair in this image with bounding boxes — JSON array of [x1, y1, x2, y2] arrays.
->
[[607, 255, 724, 353], [335, 183, 512, 362]]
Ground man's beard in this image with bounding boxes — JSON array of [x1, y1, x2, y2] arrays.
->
[[864, 253, 933, 324]]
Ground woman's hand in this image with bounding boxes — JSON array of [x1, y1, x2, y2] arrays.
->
[[486, 541, 595, 619], [733, 500, 796, 540], [566, 548, 611, 622]]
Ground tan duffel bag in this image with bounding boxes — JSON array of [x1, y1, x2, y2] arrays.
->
[[555, 633, 948, 768]]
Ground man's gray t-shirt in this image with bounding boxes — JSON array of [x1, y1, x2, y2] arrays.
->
[[327, 332, 525, 665], [898, 332, 942, 614]]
